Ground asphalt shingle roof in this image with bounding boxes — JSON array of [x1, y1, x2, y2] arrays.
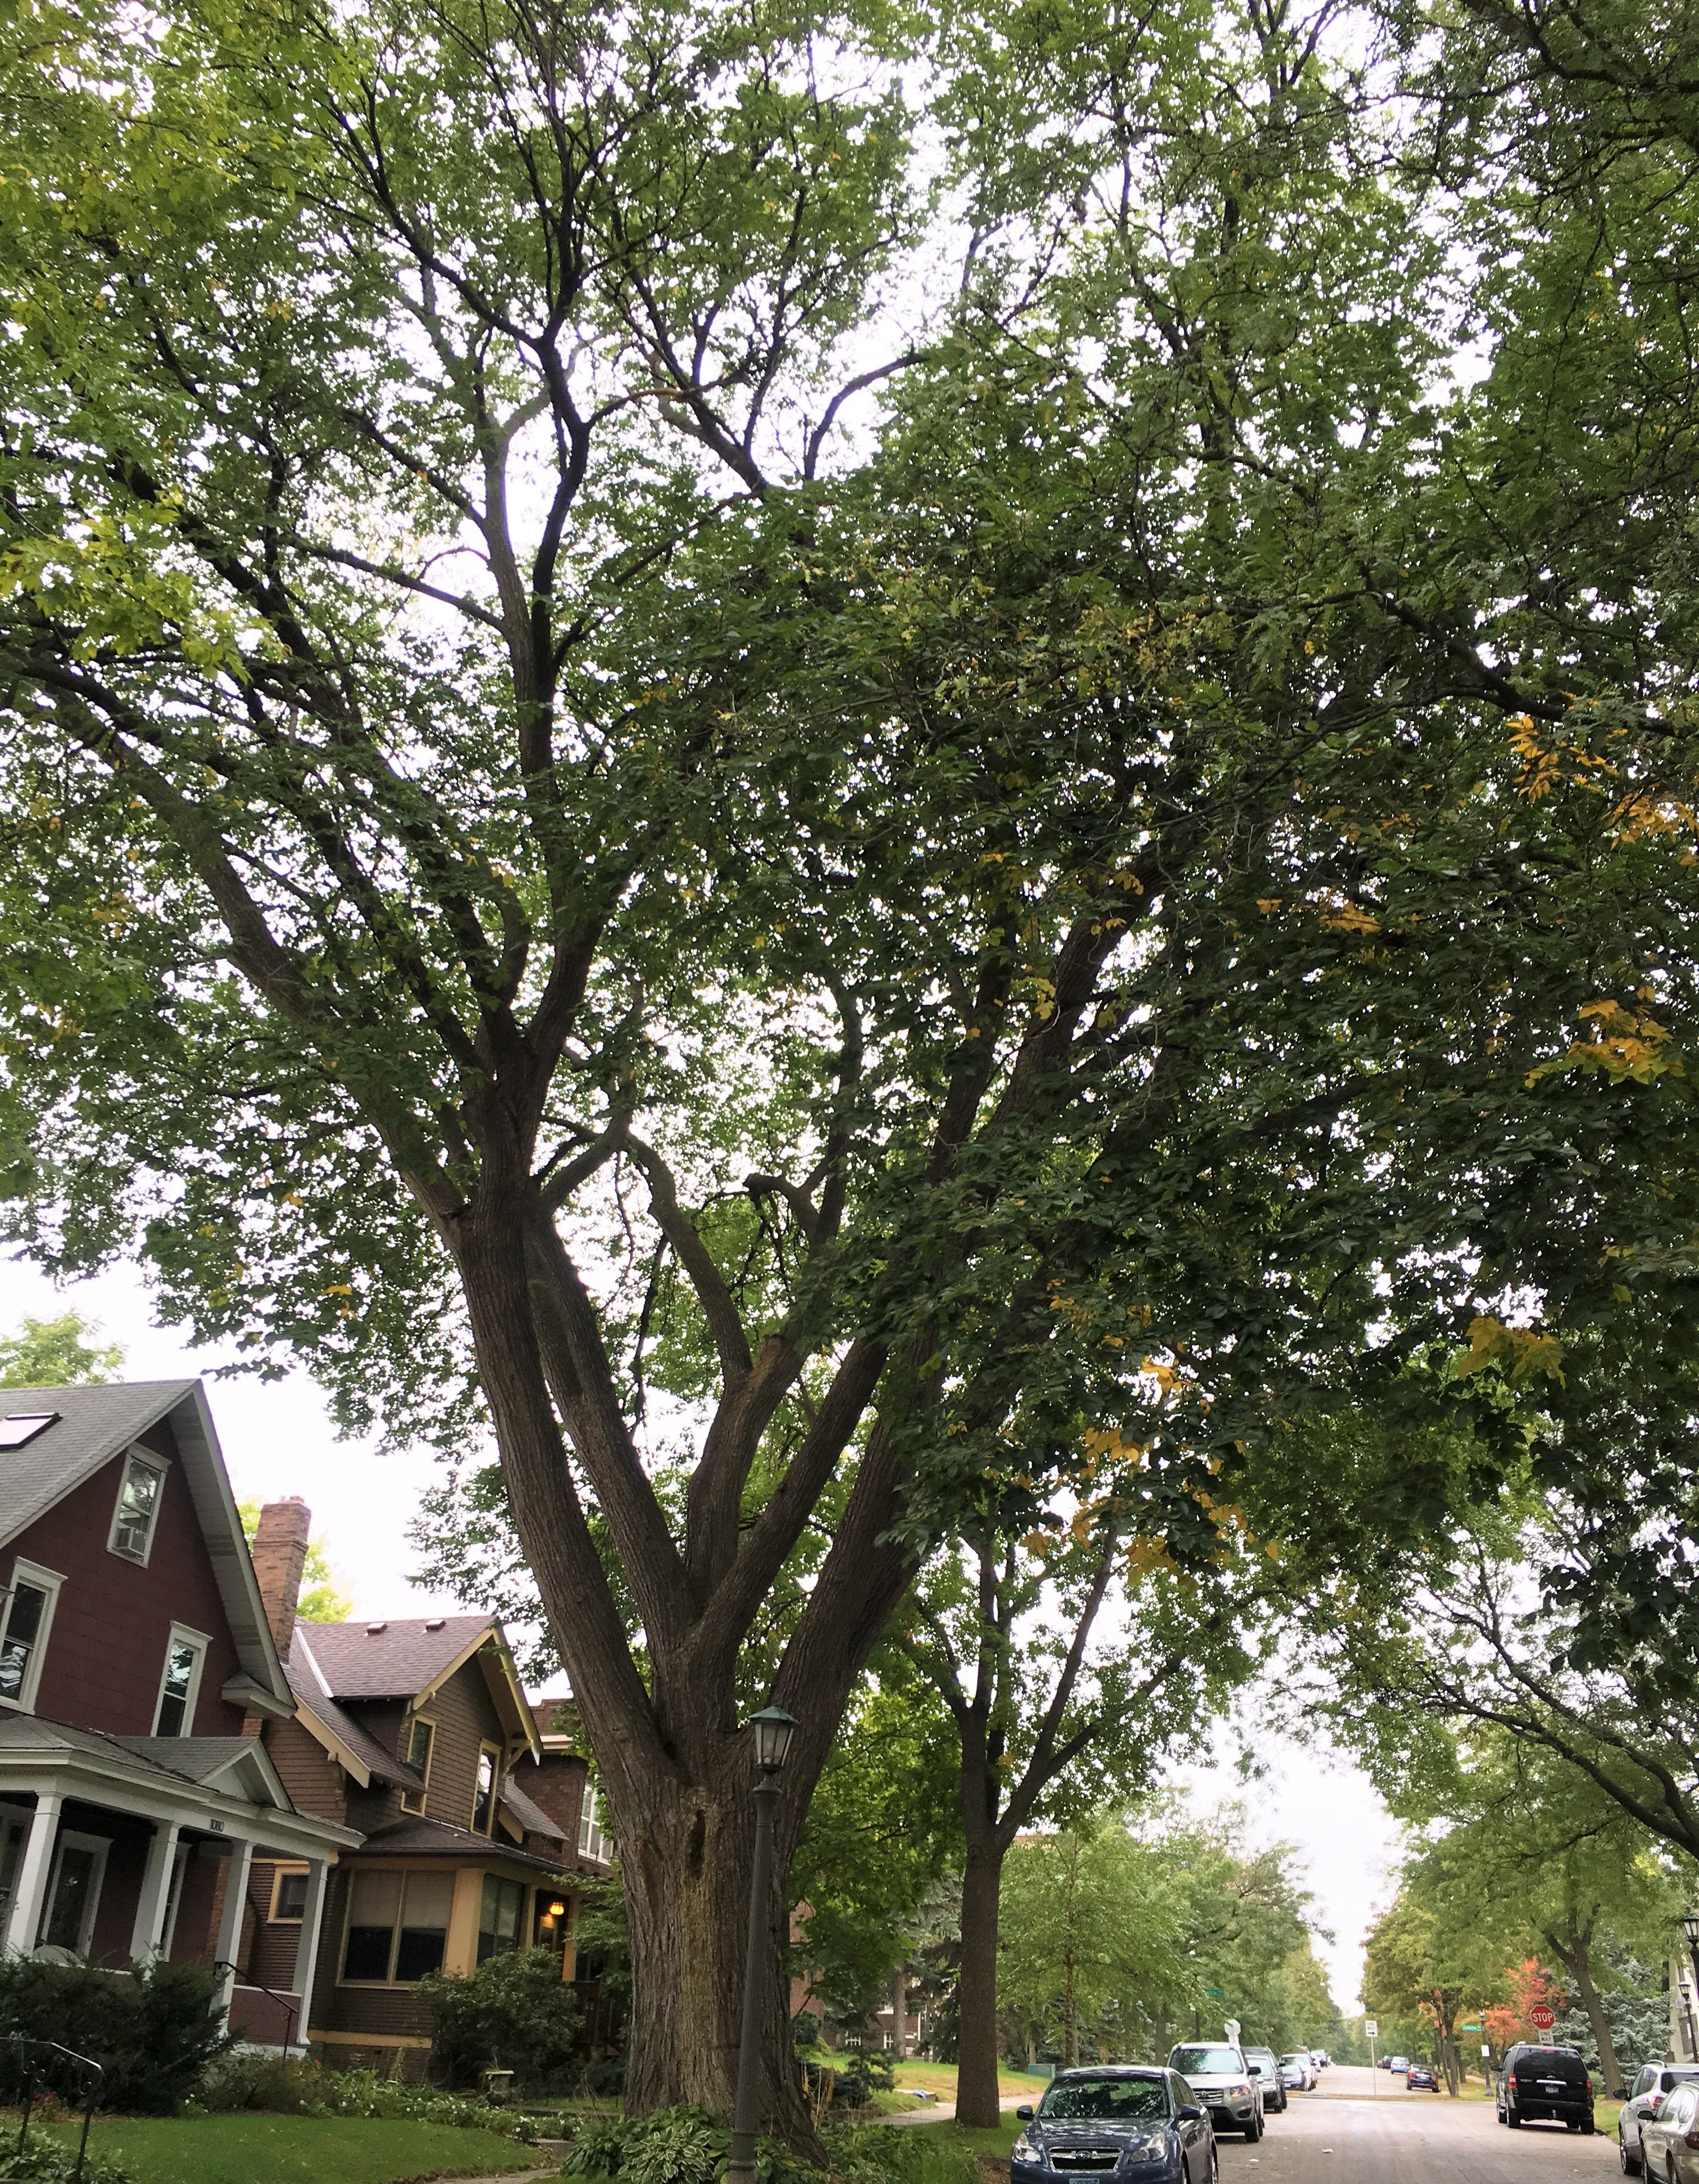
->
[[348, 1813, 566, 1872], [284, 1640, 423, 1788], [293, 1617, 492, 1700], [499, 1776, 566, 1844], [0, 1381, 199, 1545]]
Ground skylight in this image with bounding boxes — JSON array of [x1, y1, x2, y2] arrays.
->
[[0, 1414, 59, 1450]]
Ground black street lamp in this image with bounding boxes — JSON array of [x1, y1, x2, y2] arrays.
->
[[725, 1707, 798, 2184]]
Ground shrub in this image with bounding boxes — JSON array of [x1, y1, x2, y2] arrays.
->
[[819, 2123, 979, 2184], [0, 2131, 129, 2184], [193, 2053, 324, 2114], [562, 2104, 809, 2184], [421, 1946, 582, 2091], [0, 1960, 228, 2114], [190, 2058, 539, 2140]]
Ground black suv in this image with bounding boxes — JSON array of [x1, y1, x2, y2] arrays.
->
[[1497, 2044, 1594, 2133]]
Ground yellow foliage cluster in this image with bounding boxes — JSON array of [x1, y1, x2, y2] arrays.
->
[[1453, 1314, 1566, 1388], [1526, 996, 1685, 1088]]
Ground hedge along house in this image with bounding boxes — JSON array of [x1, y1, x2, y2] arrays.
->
[[248, 1504, 580, 2075], [0, 1383, 360, 2047]]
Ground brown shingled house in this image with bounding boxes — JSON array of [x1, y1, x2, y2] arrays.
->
[[246, 1501, 612, 2073]]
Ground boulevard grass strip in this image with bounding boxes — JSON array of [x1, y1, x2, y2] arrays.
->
[[905, 2114, 1023, 2160], [35, 2111, 548, 2184]]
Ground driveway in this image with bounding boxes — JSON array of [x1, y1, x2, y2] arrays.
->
[[1228, 2067, 1615, 2181]]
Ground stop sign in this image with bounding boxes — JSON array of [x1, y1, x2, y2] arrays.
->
[[1530, 2004, 1556, 2029]]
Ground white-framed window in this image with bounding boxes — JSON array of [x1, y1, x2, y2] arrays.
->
[[0, 1560, 64, 1713], [578, 1786, 611, 1863], [108, 1450, 167, 1564], [40, 1831, 108, 1955], [471, 1745, 500, 1835], [152, 1624, 209, 1737], [269, 1864, 310, 1922], [399, 1717, 434, 1816], [340, 1868, 455, 1984]]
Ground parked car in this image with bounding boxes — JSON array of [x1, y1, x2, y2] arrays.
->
[[1313, 2051, 1331, 2069], [1377, 2054, 1394, 2069], [1389, 2055, 1410, 2077], [1168, 2042, 1264, 2141], [1638, 2080, 1699, 2179], [1406, 2062, 1438, 2092], [1280, 2052, 1315, 2092], [1620, 2063, 1699, 2175], [1244, 2047, 1287, 2114], [1012, 2066, 1219, 2184], [1496, 2042, 1594, 2133]]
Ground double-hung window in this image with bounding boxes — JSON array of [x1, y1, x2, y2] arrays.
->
[[578, 1787, 611, 1863], [153, 1625, 208, 1737], [0, 1562, 63, 1712], [109, 1451, 166, 1563], [399, 1718, 434, 1816], [341, 1869, 455, 1982], [471, 1746, 499, 1835], [270, 1866, 310, 1922]]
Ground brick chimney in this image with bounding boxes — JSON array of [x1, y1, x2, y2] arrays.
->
[[251, 1497, 312, 1662]]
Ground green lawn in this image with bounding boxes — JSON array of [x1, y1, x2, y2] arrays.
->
[[904, 2114, 1022, 2160], [37, 2112, 547, 2184], [892, 2064, 1041, 2102]]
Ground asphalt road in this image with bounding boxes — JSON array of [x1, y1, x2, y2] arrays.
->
[[1220, 2067, 1616, 2181]]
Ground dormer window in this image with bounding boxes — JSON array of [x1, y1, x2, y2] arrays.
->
[[153, 1625, 208, 1737], [399, 1718, 434, 1817], [109, 1452, 166, 1563]]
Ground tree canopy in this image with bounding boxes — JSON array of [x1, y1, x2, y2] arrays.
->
[[4, 0, 1699, 2137]]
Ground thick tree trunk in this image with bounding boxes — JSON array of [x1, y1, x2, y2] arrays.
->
[[956, 1826, 1006, 2128], [618, 1764, 812, 2140]]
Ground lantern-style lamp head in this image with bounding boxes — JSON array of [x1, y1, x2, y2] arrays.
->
[[748, 1706, 798, 1774], [1684, 1911, 1699, 1951]]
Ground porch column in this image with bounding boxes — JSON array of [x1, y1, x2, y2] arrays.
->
[[2, 1791, 62, 1957], [290, 1856, 331, 2047], [210, 1836, 255, 2022], [129, 1818, 182, 1964]]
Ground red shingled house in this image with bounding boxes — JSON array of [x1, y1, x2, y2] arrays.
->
[[0, 1383, 358, 2046]]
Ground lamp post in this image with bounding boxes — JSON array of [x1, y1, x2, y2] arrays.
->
[[725, 1706, 798, 2184], [1682, 1913, 1699, 2061]]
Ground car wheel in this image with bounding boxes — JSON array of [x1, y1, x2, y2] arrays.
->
[[1208, 2145, 1220, 2183], [1507, 2109, 1522, 2128], [1619, 2133, 1641, 2174], [1244, 2113, 1262, 2142]]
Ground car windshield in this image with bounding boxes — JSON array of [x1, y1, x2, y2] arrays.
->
[[1039, 2079, 1170, 2123], [1171, 2049, 1241, 2076], [1281, 2055, 1306, 2066]]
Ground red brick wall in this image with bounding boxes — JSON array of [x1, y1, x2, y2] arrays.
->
[[6, 1424, 246, 1737]]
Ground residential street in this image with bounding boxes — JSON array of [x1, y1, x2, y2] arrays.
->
[[1219, 2068, 1616, 2181]]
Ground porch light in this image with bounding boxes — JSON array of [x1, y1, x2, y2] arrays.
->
[[547, 1900, 567, 1919], [747, 1706, 797, 1774], [1684, 1912, 1699, 1951]]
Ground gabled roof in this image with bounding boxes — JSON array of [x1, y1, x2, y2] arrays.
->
[[296, 1618, 539, 1758], [0, 1382, 291, 1715], [284, 1640, 423, 1791]]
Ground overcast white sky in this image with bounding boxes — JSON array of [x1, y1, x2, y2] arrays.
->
[[0, 1250, 1402, 2009]]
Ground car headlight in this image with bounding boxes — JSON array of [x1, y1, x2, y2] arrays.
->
[[1123, 2133, 1165, 2161], [1011, 2136, 1043, 2165], [1226, 2081, 1250, 2097]]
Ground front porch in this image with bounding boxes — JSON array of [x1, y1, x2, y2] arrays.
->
[[0, 1715, 360, 2046]]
